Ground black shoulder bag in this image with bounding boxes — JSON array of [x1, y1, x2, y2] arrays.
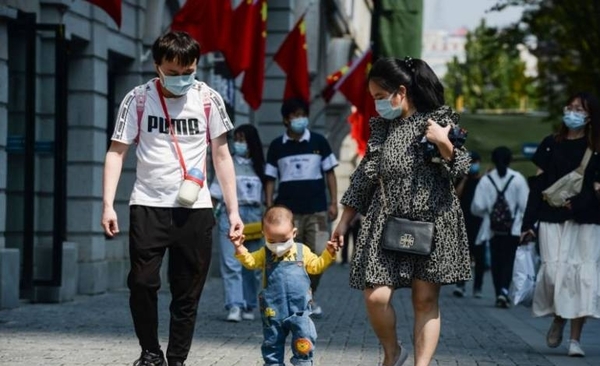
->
[[379, 177, 435, 255]]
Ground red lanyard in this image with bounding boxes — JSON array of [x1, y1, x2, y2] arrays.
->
[[155, 80, 187, 179]]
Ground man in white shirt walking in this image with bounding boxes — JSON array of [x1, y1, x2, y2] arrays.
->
[[101, 31, 243, 366], [471, 146, 529, 308]]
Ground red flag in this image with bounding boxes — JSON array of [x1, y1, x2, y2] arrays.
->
[[86, 0, 121, 27], [273, 14, 310, 103], [336, 49, 375, 156], [239, 0, 268, 109], [322, 63, 351, 103], [171, 0, 232, 55], [223, 0, 260, 77]]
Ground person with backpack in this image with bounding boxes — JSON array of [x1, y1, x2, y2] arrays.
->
[[101, 31, 243, 366], [471, 146, 529, 308]]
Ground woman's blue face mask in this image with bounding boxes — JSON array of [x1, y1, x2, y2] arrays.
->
[[375, 93, 403, 120], [563, 111, 587, 130]]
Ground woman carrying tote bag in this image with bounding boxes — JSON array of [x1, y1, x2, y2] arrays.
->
[[520, 92, 600, 358]]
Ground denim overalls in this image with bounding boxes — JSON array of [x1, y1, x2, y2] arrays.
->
[[259, 243, 317, 366]]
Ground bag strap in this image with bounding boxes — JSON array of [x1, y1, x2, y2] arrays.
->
[[575, 148, 593, 175], [133, 85, 147, 145], [487, 175, 514, 196], [154, 79, 212, 180]]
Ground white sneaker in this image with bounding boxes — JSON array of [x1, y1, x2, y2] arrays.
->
[[568, 340, 585, 357], [241, 310, 255, 321], [226, 306, 242, 322], [310, 302, 323, 318]]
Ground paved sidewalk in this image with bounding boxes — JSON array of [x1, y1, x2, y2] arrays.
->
[[0, 264, 598, 366]]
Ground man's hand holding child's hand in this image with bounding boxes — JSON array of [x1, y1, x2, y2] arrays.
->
[[230, 234, 247, 253]]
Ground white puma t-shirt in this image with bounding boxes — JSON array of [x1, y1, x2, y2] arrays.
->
[[112, 79, 233, 208]]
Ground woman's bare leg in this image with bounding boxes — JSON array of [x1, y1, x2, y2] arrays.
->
[[412, 279, 441, 366], [364, 286, 401, 366]]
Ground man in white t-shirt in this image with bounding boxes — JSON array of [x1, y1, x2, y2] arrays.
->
[[101, 31, 243, 366]]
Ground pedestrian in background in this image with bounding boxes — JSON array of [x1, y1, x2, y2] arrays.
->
[[453, 151, 484, 298], [265, 98, 339, 317], [231, 206, 339, 366], [101, 31, 242, 366], [521, 92, 600, 357], [210, 124, 265, 322], [332, 56, 472, 366], [471, 147, 529, 308]]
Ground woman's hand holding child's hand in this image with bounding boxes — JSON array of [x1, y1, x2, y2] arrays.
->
[[326, 238, 341, 256]]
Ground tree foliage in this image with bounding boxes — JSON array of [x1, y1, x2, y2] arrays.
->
[[491, 0, 600, 115], [443, 20, 537, 111]]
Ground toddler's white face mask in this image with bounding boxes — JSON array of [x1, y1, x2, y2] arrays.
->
[[266, 238, 294, 257]]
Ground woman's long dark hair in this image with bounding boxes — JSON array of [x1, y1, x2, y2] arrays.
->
[[234, 124, 266, 184], [491, 146, 512, 178], [368, 57, 445, 113], [557, 91, 600, 152]]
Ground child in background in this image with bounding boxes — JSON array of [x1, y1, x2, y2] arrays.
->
[[230, 205, 339, 366]]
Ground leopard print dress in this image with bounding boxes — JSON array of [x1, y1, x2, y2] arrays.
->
[[341, 106, 472, 289]]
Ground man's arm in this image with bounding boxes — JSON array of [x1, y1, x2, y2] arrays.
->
[[101, 141, 129, 237], [265, 179, 275, 207], [325, 170, 338, 221], [211, 133, 243, 238]]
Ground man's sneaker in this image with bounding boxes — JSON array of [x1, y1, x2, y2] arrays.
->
[[226, 306, 242, 322], [310, 302, 323, 318], [495, 295, 509, 308], [546, 317, 566, 348], [568, 340, 585, 357], [473, 289, 482, 298], [452, 286, 465, 298], [133, 350, 166, 366], [241, 310, 255, 321]]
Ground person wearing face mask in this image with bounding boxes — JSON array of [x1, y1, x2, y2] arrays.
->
[[331, 57, 472, 366], [265, 98, 339, 318], [453, 151, 485, 298], [101, 31, 243, 366], [520, 92, 600, 357], [210, 124, 266, 323], [230, 205, 339, 366]]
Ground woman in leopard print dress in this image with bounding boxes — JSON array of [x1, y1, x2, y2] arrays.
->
[[332, 57, 471, 366]]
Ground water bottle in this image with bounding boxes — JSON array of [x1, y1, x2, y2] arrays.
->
[[177, 168, 204, 206]]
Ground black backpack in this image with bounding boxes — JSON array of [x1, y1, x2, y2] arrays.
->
[[487, 175, 515, 234]]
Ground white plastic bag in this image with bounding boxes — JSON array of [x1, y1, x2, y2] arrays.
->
[[509, 242, 538, 307]]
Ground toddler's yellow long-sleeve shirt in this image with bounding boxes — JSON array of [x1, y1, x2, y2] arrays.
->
[[235, 244, 335, 276]]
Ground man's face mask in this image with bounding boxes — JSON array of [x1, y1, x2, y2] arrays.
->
[[375, 93, 403, 120], [158, 67, 196, 96], [469, 162, 480, 175], [289, 117, 309, 134]]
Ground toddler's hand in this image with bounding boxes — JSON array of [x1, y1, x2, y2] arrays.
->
[[230, 234, 246, 248], [326, 239, 340, 255]]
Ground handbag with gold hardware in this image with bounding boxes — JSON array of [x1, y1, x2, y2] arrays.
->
[[243, 221, 263, 241], [379, 178, 434, 255]]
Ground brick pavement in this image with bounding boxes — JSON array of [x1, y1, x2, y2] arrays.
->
[[0, 264, 598, 366]]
